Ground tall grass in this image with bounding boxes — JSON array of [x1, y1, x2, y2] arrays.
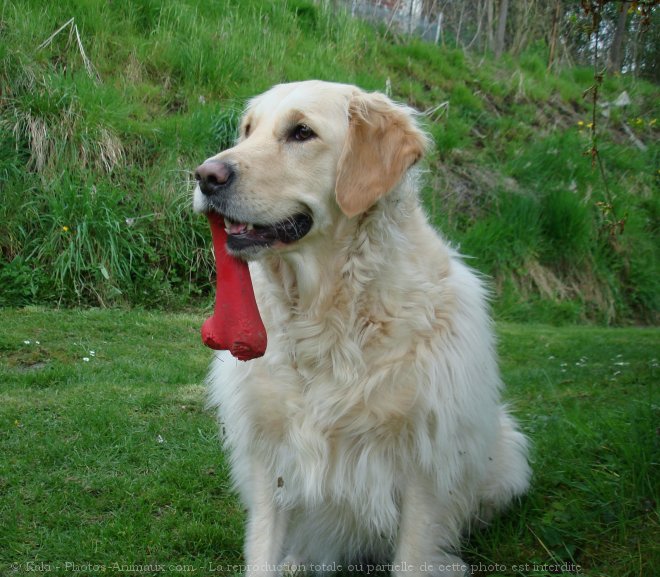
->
[[1, 0, 369, 307], [0, 171, 211, 307], [1, 0, 657, 322]]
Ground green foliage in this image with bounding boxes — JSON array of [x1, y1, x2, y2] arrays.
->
[[0, 256, 45, 306], [211, 105, 243, 153], [540, 189, 592, 265], [429, 117, 472, 157], [1, 172, 212, 307], [518, 48, 546, 76], [461, 192, 542, 275], [0, 0, 658, 323]]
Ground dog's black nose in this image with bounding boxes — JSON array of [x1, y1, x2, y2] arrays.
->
[[195, 161, 235, 196]]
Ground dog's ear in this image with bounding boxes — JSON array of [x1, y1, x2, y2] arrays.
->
[[335, 91, 428, 218]]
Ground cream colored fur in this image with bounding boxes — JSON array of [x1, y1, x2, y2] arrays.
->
[[196, 81, 531, 577]]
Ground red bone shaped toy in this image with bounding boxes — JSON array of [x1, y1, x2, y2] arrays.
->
[[201, 212, 267, 360]]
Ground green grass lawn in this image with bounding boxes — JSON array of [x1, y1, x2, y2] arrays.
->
[[1, 309, 658, 576]]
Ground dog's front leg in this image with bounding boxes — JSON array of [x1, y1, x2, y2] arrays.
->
[[244, 461, 288, 577], [393, 471, 469, 577]]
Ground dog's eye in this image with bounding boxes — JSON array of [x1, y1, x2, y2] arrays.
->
[[244, 123, 251, 138], [291, 124, 316, 142]]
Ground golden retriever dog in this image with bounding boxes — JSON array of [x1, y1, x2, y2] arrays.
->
[[193, 81, 531, 576]]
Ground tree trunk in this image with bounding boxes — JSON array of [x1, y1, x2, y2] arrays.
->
[[487, 0, 495, 53], [547, 0, 562, 70], [608, 1, 629, 73], [435, 11, 443, 46], [467, 0, 485, 51], [421, 0, 437, 21], [456, 1, 466, 48], [494, 0, 509, 58]]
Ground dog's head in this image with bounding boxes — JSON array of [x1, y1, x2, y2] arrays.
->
[[194, 80, 428, 259]]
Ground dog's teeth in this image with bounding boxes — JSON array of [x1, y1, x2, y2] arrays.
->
[[224, 217, 231, 232], [247, 223, 254, 231]]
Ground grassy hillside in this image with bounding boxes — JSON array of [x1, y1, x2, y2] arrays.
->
[[1, 0, 658, 323]]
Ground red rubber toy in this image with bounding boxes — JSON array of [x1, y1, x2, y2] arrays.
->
[[201, 212, 267, 361]]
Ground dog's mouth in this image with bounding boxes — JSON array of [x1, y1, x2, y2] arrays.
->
[[220, 212, 314, 254]]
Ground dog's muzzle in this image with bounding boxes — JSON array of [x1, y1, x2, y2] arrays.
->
[[194, 160, 313, 257]]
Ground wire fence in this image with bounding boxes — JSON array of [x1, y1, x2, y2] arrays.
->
[[338, 0, 442, 43]]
